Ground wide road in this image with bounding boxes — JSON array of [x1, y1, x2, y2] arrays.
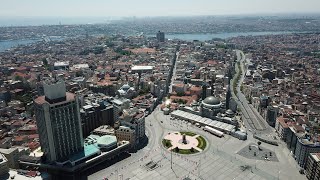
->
[[169, 51, 179, 94], [232, 50, 273, 134], [88, 49, 303, 180]]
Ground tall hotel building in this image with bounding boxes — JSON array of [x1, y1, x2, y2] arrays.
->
[[34, 81, 84, 163]]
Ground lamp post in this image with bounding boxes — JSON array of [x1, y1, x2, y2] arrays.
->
[[171, 149, 173, 170]]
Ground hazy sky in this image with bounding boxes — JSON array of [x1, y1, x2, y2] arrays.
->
[[1, 0, 320, 17]]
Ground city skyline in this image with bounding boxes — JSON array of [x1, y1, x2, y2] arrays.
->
[[0, 1, 320, 179], [1, 0, 320, 17]]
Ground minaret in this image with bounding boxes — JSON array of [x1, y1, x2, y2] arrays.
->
[[226, 85, 231, 109], [228, 68, 232, 85], [183, 76, 188, 84], [202, 73, 208, 100], [211, 74, 216, 96]]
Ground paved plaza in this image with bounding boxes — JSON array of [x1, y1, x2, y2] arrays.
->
[[88, 108, 306, 180], [237, 143, 278, 162], [164, 132, 203, 152]]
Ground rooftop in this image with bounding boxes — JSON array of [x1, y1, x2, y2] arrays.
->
[[203, 96, 221, 106], [67, 144, 101, 163], [54, 61, 69, 67], [311, 153, 320, 162], [131, 66, 154, 71], [34, 92, 75, 106], [97, 135, 117, 146]]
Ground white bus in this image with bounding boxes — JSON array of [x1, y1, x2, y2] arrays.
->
[[203, 126, 224, 138]]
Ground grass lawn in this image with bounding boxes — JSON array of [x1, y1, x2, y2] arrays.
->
[[162, 139, 172, 148], [180, 131, 197, 137], [171, 148, 199, 154], [196, 136, 207, 150]]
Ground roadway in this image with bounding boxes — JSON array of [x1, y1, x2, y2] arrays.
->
[[169, 51, 179, 94], [88, 107, 305, 180], [87, 49, 302, 180], [231, 50, 273, 135]]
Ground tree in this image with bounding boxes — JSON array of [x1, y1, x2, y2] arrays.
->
[[14, 75, 23, 81], [258, 141, 262, 151], [166, 141, 170, 147], [42, 58, 48, 66], [190, 147, 195, 152], [175, 147, 180, 153], [176, 92, 185, 96]]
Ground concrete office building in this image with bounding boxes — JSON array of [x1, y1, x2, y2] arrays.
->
[[34, 81, 84, 163], [80, 105, 100, 137], [80, 102, 114, 137], [266, 105, 279, 127], [305, 153, 320, 180], [295, 137, 320, 168], [100, 102, 114, 126], [156, 31, 165, 42]]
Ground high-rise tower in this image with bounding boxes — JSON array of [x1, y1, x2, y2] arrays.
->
[[34, 81, 83, 162], [156, 31, 165, 42]]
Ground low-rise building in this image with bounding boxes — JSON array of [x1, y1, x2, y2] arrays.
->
[[115, 126, 136, 148], [0, 147, 19, 168], [0, 153, 9, 177], [275, 117, 290, 141]]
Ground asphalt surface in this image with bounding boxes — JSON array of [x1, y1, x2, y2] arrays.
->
[[87, 50, 304, 180], [232, 50, 273, 135], [169, 51, 179, 94]]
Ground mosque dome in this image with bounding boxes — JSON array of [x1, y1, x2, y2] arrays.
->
[[203, 96, 220, 106]]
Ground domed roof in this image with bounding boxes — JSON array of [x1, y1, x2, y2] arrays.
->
[[122, 84, 130, 91], [226, 109, 235, 115], [97, 135, 117, 146], [203, 96, 220, 105]]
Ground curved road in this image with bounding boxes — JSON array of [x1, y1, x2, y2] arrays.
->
[[231, 50, 272, 134]]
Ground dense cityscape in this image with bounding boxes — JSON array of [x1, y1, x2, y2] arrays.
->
[[0, 4, 320, 180]]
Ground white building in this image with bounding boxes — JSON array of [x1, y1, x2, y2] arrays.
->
[[117, 84, 136, 99], [53, 61, 69, 70]]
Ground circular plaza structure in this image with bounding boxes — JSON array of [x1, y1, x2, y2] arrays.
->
[[162, 132, 207, 154]]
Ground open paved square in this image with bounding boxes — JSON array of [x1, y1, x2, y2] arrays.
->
[[88, 108, 306, 180]]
